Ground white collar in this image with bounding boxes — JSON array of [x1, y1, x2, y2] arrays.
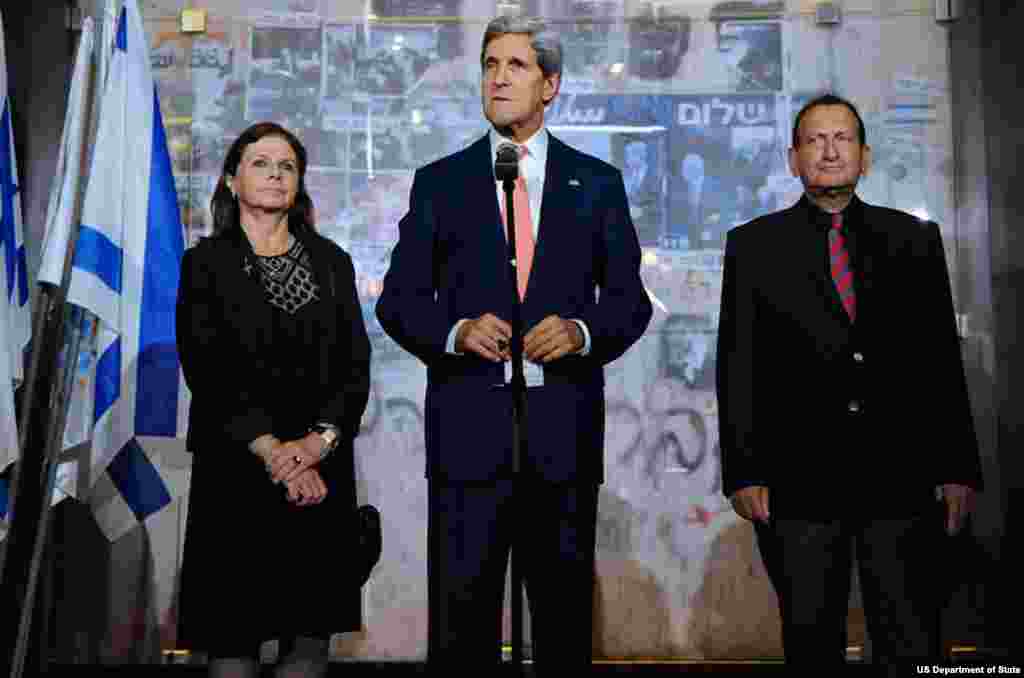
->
[[488, 127, 548, 164]]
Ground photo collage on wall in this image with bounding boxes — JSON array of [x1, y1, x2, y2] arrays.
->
[[148, 2, 934, 368], [146, 6, 482, 350], [138, 2, 958, 659]]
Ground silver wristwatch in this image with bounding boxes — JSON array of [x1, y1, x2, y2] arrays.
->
[[309, 423, 341, 460]]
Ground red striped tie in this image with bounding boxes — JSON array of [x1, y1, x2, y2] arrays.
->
[[829, 212, 856, 321]]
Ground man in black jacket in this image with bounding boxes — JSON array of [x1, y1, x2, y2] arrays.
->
[[716, 94, 982, 663]]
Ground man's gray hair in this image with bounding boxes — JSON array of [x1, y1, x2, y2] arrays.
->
[[481, 15, 563, 80]]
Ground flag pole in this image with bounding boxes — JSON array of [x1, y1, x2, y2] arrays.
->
[[4, 309, 90, 678], [0, 19, 98, 678], [11, 6, 99, 474]]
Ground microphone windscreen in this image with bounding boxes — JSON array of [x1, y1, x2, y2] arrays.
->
[[495, 143, 519, 182]]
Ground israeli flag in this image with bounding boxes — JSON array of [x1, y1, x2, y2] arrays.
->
[[0, 10, 30, 474], [66, 0, 185, 535], [1, 473, 8, 539], [38, 17, 95, 289], [89, 440, 172, 541]]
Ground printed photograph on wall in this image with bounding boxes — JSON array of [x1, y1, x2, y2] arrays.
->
[[557, 0, 628, 93], [305, 167, 350, 240], [247, 24, 323, 127], [349, 99, 418, 172], [620, 1, 783, 94], [343, 173, 414, 347], [149, 18, 198, 175], [626, 2, 692, 82], [177, 173, 218, 249], [657, 312, 716, 392], [709, 19, 782, 91], [322, 24, 358, 130], [163, 115, 195, 175], [369, 0, 465, 61], [296, 125, 348, 169], [191, 23, 245, 174], [666, 95, 784, 250], [355, 23, 440, 96], [349, 127, 409, 171], [150, 19, 194, 119], [403, 94, 483, 165], [614, 132, 668, 247]]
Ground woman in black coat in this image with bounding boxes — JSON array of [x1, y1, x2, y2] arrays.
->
[[176, 122, 371, 678]]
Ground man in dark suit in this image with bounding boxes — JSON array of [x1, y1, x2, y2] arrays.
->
[[669, 151, 727, 249], [376, 15, 652, 672], [622, 137, 665, 245], [716, 94, 982, 664]]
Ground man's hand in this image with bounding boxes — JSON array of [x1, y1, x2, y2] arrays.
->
[[456, 313, 511, 362], [523, 316, 582, 363], [940, 483, 975, 536], [730, 485, 770, 523]]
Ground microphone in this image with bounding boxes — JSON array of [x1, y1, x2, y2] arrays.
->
[[495, 143, 519, 183]]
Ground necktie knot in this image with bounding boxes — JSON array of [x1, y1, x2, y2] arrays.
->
[[831, 211, 843, 231]]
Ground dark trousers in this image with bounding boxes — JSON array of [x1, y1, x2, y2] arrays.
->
[[427, 479, 599, 673], [754, 505, 945, 664]]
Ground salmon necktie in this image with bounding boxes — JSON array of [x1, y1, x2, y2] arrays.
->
[[499, 145, 535, 300]]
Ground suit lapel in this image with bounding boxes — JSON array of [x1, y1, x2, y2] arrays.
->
[[538, 133, 569, 237], [785, 201, 854, 339], [850, 203, 878, 332], [484, 132, 580, 304], [461, 135, 507, 256], [528, 134, 574, 303], [466, 135, 518, 304], [467, 135, 505, 242]]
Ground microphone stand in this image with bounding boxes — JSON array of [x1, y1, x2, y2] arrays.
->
[[495, 146, 527, 673]]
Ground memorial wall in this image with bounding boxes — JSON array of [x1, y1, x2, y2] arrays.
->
[[67, 0, 960, 661]]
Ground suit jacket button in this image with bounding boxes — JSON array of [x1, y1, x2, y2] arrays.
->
[[848, 400, 861, 413], [853, 351, 864, 363]]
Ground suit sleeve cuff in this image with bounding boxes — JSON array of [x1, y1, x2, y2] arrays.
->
[[571, 319, 592, 356], [446, 319, 468, 355]]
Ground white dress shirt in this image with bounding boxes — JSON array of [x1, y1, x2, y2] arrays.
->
[[489, 126, 546, 236]]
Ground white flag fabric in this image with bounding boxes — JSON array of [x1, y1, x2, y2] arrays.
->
[[37, 20, 97, 476], [0, 10, 30, 474], [98, 0, 121, 98], [89, 440, 176, 542], [67, 0, 184, 534], [38, 17, 96, 288]]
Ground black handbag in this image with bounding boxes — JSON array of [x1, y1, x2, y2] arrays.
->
[[355, 504, 382, 586]]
